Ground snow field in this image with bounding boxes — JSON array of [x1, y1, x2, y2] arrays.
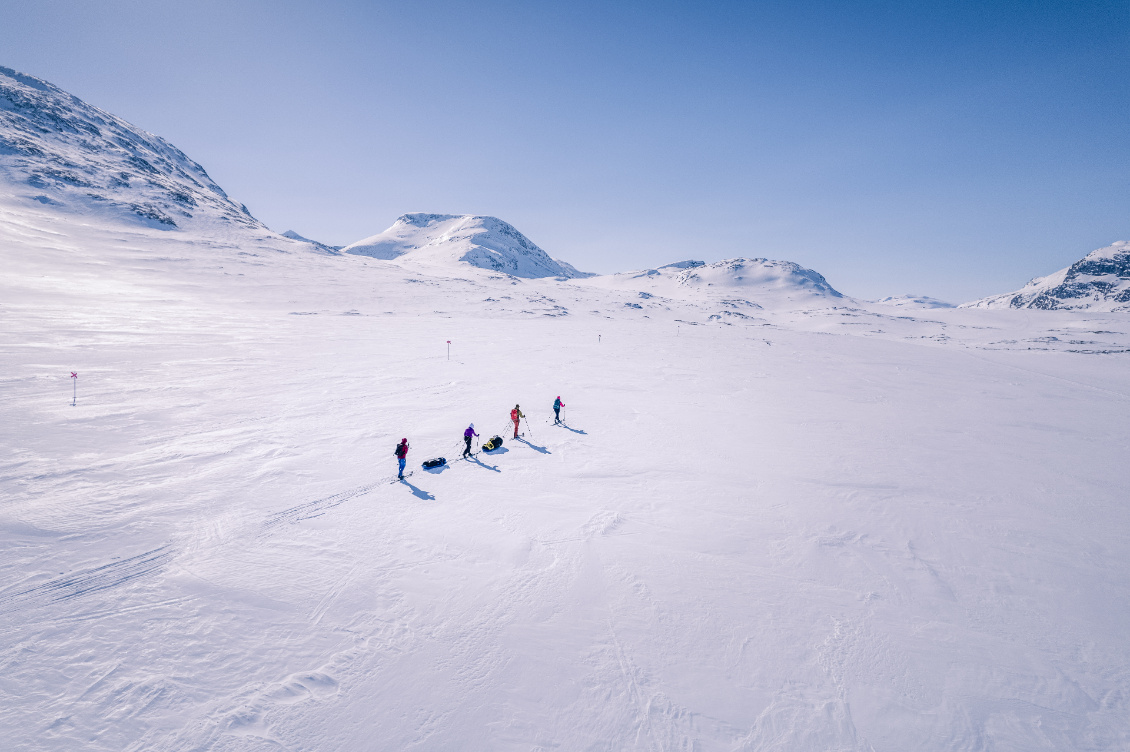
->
[[2, 210, 1130, 750]]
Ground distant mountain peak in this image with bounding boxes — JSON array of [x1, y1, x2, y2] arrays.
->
[[0, 64, 262, 231], [342, 213, 588, 279], [873, 294, 955, 309], [585, 256, 846, 309], [281, 230, 341, 254], [964, 241, 1130, 311], [674, 258, 843, 297]]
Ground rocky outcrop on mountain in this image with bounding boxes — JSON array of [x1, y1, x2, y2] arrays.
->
[[0, 65, 261, 230], [964, 241, 1130, 311], [343, 213, 588, 279]]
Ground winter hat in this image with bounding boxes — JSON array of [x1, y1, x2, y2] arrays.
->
[[469, 423, 474, 429], [401, 438, 407, 443]]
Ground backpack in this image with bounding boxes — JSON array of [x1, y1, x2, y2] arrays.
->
[[422, 457, 446, 469]]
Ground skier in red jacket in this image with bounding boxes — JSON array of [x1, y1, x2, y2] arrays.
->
[[395, 438, 409, 479], [510, 404, 524, 438]]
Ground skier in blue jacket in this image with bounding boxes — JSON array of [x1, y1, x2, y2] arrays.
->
[[553, 396, 565, 425]]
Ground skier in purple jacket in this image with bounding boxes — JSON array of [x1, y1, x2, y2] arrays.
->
[[463, 423, 479, 458]]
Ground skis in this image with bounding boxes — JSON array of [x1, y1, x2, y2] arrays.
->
[[391, 471, 414, 483]]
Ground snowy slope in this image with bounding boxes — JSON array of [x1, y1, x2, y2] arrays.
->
[[964, 241, 1130, 311], [0, 66, 263, 232], [4, 193, 1130, 751], [342, 213, 589, 279]]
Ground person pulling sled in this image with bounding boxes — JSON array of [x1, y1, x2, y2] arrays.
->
[[394, 438, 409, 479], [510, 404, 525, 438], [463, 423, 479, 458], [553, 396, 565, 424]]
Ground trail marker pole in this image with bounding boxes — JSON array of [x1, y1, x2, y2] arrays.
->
[[447, 340, 451, 360], [70, 371, 77, 406]]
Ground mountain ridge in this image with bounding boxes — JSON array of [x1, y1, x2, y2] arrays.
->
[[963, 241, 1130, 311], [0, 65, 261, 231]]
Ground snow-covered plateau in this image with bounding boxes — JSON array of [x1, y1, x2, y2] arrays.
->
[[2, 65, 1130, 751]]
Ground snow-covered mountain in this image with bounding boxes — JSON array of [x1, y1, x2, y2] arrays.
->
[[585, 257, 845, 308], [873, 294, 955, 309], [964, 241, 1130, 311], [281, 229, 341, 254], [0, 65, 261, 231], [674, 257, 842, 296], [343, 213, 588, 279]]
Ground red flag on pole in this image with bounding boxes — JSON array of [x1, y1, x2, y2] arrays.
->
[[71, 372, 78, 378]]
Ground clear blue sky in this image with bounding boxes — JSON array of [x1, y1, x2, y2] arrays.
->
[[2, 0, 1127, 300]]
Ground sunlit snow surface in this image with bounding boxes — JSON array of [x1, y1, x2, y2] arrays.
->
[[2, 200, 1130, 751]]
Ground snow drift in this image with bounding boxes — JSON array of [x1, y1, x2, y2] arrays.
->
[[964, 241, 1130, 311], [342, 213, 589, 279]]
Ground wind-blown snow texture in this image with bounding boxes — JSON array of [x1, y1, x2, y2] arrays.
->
[[343, 213, 589, 279], [966, 241, 1130, 311], [3, 66, 1130, 752]]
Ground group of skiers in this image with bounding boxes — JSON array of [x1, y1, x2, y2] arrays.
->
[[393, 396, 565, 480]]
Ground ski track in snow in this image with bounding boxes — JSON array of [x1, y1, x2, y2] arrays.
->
[[0, 545, 173, 614]]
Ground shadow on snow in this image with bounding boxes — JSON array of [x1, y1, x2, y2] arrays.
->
[[400, 478, 435, 500], [515, 436, 551, 454], [466, 454, 501, 472]]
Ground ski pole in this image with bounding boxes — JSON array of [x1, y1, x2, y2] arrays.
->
[[523, 416, 535, 438]]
